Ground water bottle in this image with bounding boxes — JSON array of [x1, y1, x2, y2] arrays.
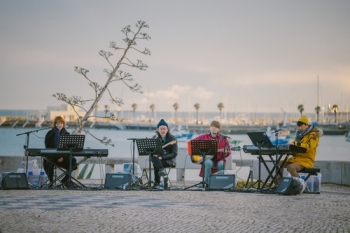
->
[[314, 176, 319, 192], [33, 180, 38, 189], [39, 171, 47, 186]]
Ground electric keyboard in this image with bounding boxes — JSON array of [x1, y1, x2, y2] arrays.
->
[[26, 148, 109, 157], [243, 144, 306, 155]]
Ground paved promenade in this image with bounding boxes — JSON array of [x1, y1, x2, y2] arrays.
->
[[0, 182, 350, 233]]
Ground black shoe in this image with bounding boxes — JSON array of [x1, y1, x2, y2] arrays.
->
[[62, 181, 74, 188], [158, 169, 166, 177], [152, 183, 160, 189], [61, 175, 69, 183]]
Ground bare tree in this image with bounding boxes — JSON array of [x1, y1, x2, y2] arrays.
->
[[194, 103, 200, 124], [53, 21, 151, 145], [298, 104, 304, 116]]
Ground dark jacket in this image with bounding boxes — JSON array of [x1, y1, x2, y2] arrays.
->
[[45, 127, 70, 148], [154, 133, 178, 167]]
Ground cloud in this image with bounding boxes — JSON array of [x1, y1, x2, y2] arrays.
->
[[144, 85, 215, 102], [193, 87, 215, 99]]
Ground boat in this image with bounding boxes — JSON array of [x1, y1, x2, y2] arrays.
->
[[171, 125, 195, 141], [266, 127, 294, 145]]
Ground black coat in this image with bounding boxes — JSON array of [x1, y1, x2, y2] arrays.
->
[[45, 127, 69, 148], [154, 133, 178, 168]]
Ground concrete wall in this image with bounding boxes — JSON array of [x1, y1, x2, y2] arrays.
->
[[1, 148, 350, 185]]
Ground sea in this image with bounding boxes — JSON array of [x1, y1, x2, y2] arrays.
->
[[0, 127, 349, 162]]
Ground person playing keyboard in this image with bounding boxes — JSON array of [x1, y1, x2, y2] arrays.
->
[[276, 115, 323, 184], [44, 116, 77, 188]]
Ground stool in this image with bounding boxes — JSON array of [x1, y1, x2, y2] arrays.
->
[[298, 168, 320, 181], [164, 166, 174, 189]]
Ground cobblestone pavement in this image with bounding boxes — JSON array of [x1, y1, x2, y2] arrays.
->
[[0, 182, 350, 233]]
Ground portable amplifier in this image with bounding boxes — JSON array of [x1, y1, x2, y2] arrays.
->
[[208, 174, 235, 190], [276, 177, 300, 195], [104, 173, 132, 189], [0, 172, 29, 190]]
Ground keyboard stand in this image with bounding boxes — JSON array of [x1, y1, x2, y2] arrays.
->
[[41, 156, 90, 189]]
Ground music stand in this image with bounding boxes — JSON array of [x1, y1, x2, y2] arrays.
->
[[57, 135, 85, 188], [247, 132, 274, 190], [185, 140, 217, 190], [136, 138, 163, 189]]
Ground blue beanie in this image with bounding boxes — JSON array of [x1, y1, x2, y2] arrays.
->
[[157, 119, 168, 128]]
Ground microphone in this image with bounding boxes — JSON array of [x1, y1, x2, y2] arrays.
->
[[221, 135, 231, 139], [211, 129, 217, 135], [56, 124, 59, 127]]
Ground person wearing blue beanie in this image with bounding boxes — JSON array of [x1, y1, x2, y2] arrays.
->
[[151, 119, 178, 189], [156, 119, 168, 128]]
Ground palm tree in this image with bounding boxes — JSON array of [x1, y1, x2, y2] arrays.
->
[[132, 103, 137, 123], [217, 103, 224, 120], [150, 104, 155, 121], [297, 104, 304, 116], [315, 106, 321, 122], [104, 105, 110, 117], [173, 102, 179, 123], [194, 103, 200, 124], [332, 104, 338, 123]]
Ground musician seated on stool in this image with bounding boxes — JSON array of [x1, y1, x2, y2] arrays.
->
[[276, 115, 323, 184], [151, 119, 178, 189], [44, 116, 77, 187], [193, 120, 231, 186]]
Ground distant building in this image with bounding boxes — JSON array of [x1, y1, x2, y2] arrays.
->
[[0, 104, 85, 127]]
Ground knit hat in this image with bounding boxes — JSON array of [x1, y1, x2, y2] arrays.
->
[[298, 115, 309, 125], [157, 119, 168, 128]]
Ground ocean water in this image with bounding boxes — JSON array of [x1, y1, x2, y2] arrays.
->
[[0, 128, 349, 161]]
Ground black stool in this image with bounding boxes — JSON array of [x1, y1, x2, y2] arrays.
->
[[298, 168, 320, 181]]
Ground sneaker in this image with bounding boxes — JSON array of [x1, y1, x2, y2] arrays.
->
[[158, 169, 166, 177], [152, 183, 160, 189]]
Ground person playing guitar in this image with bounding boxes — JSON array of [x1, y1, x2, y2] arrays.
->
[[151, 119, 178, 189], [192, 120, 231, 186]]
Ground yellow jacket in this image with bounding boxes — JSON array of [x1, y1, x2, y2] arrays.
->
[[287, 126, 323, 168]]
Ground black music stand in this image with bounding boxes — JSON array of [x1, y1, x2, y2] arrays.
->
[[56, 135, 85, 189], [184, 140, 217, 190], [247, 132, 274, 190], [136, 138, 163, 189]]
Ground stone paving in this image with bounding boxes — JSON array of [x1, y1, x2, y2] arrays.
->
[[0, 182, 350, 233]]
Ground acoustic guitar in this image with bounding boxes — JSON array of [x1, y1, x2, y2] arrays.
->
[[191, 147, 231, 164]]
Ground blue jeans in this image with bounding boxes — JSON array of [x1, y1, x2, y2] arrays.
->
[[204, 159, 224, 184]]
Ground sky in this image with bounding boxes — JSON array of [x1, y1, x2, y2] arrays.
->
[[1, 1, 350, 116]]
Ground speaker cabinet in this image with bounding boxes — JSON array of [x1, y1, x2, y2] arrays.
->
[[276, 177, 299, 195], [208, 174, 235, 190], [0, 172, 29, 190], [104, 173, 132, 189]]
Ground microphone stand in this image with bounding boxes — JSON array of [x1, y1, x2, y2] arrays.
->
[[16, 127, 52, 174], [127, 138, 138, 176]]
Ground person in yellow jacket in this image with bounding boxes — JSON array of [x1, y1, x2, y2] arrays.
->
[[277, 115, 323, 184]]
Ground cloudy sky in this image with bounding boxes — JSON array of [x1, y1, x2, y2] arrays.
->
[[1, 1, 349, 115]]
